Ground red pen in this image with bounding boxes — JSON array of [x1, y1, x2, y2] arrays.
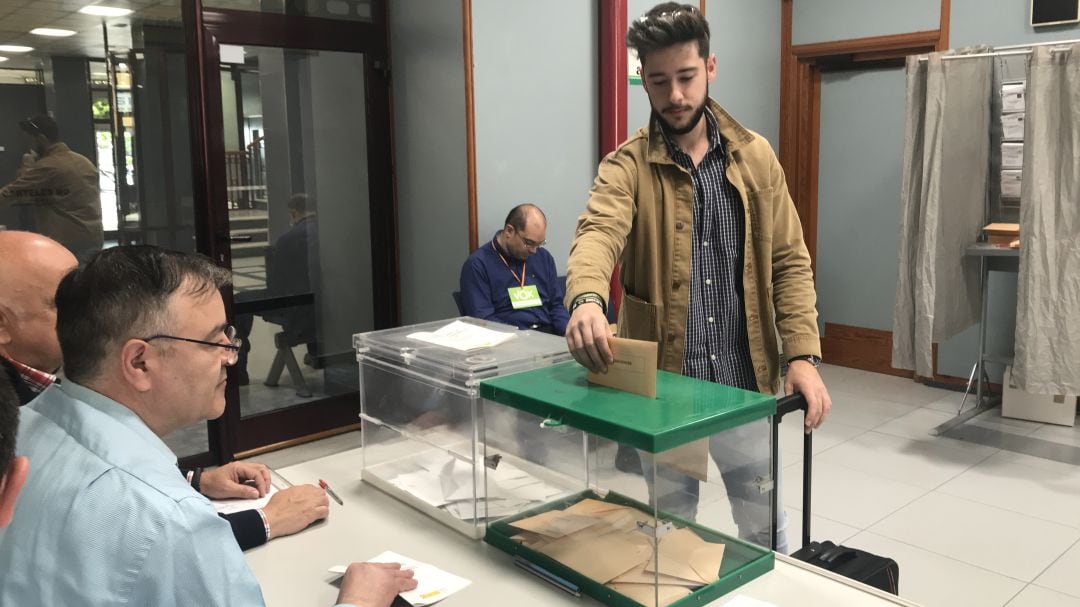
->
[[319, 479, 344, 505]]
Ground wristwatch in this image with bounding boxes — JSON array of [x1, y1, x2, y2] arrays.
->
[[788, 354, 822, 367]]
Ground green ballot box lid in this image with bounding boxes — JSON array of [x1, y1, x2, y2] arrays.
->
[[480, 361, 775, 453]]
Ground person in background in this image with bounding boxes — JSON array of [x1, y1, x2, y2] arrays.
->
[[0, 115, 103, 262], [0, 231, 328, 552], [459, 203, 569, 335], [563, 2, 831, 553]]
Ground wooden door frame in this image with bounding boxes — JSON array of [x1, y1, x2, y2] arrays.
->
[[182, 0, 397, 462], [779, 0, 950, 378]]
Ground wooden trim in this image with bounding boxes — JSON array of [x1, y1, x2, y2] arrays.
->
[[939, 0, 951, 51], [463, 0, 479, 252], [234, 394, 361, 453], [790, 30, 941, 60], [202, 8, 384, 52], [699, 0, 706, 14], [599, 0, 627, 159], [820, 323, 914, 379], [235, 423, 362, 460], [600, 0, 628, 318]]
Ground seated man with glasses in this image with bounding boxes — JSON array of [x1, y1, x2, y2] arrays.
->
[[0, 231, 328, 553], [0, 245, 415, 607], [459, 203, 569, 335]]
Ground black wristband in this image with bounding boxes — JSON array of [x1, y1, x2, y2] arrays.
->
[[190, 467, 203, 493], [788, 354, 821, 367], [570, 292, 606, 314]]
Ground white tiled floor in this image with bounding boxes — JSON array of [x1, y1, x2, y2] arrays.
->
[[781, 364, 1080, 606], [258, 363, 1080, 606]]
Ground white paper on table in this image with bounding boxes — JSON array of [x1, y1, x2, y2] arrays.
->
[[329, 551, 471, 606], [210, 485, 279, 515], [407, 320, 515, 351], [721, 596, 780, 607]]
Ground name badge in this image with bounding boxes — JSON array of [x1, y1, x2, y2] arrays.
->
[[508, 285, 542, 309]]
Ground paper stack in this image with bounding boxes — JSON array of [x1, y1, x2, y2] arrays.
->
[[509, 498, 725, 607], [386, 452, 564, 521]]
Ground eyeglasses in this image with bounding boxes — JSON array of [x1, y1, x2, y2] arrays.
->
[[517, 232, 547, 249], [142, 325, 242, 366]]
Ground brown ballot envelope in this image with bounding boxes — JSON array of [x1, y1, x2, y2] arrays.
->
[[607, 583, 693, 607], [587, 336, 658, 398]]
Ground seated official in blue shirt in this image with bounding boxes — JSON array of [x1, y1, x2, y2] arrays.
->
[[459, 203, 570, 335], [0, 246, 415, 607]]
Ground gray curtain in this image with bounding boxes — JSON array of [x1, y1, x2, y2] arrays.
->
[[1012, 44, 1080, 394], [893, 51, 991, 377]]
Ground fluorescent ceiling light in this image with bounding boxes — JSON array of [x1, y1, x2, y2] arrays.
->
[[0, 57, 8, 62], [0, 45, 33, 53], [78, 5, 133, 17], [31, 28, 77, 37]]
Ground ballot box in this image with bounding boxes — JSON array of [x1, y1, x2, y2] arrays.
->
[[480, 362, 778, 607], [353, 318, 572, 539]]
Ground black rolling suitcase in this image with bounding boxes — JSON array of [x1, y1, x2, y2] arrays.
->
[[770, 393, 900, 595]]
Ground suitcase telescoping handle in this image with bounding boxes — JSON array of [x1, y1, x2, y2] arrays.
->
[[771, 392, 812, 553]]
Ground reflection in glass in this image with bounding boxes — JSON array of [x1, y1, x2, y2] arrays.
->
[[227, 47, 373, 418]]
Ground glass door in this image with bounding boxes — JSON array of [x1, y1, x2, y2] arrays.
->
[[189, 3, 398, 458]]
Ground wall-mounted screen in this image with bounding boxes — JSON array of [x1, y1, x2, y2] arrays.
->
[[1032, 0, 1080, 27]]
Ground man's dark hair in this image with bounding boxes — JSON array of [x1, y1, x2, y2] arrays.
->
[[626, 2, 710, 68], [0, 370, 18, 478], [18, 114, 59, 143], [287, 193, 311, 215], [55, 246, 231, 383], [503, 203, 546, 232]]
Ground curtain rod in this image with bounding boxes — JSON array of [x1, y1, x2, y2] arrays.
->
[[919, 46, 1073, 61]]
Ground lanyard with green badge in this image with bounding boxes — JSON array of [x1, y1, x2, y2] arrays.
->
[[493, 241, 542, 309]]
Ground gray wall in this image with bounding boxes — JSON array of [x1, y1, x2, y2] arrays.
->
[[816, 68, 905, 332], [472, 0, 598, 272], [953, 0, 1080, 47], [628, 0, 781, 149], [390, 1, 470, 324], [793, 0, 940, 45], [808, 0, 1062, 381]]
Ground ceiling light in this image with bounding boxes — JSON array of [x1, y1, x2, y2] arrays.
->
[[0, 45, 33, 53], [0, 57, 8, 62], [31, 28, 77, 37], [78, 5, 133, 17]]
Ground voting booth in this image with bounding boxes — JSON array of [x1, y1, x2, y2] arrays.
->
[[353, 318, 573, 539], [480, 361, 778, 607]]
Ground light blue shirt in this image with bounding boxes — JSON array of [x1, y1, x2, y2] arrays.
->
[[0, 381, 266, 606]]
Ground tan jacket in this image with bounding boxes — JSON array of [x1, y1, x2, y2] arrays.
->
[[0, 143, 103, 255], [566, 99, 820, 394]]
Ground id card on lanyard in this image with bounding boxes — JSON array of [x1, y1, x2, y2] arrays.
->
[[494, 241, 542, 309]]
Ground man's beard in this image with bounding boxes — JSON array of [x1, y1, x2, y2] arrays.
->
[[657, 99, 707, 136]]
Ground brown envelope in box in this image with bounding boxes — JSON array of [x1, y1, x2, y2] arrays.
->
[[607, 583, 693, 607], [587, 336, 658, 398]]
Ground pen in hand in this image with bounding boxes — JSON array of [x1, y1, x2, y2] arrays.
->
[[319, 479, 344, 505]]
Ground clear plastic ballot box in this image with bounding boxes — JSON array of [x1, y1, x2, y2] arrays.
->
[[353, 318, 572, 538], [479, 361, 778, 607]]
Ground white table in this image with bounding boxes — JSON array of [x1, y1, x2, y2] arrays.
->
[[246, 447, 920, 607]]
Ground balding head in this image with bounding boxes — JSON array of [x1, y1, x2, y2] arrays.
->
[[500, 204, 548, 261], [0, 231, 78, 371]]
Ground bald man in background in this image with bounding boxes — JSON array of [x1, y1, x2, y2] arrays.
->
[[0, 231, 329, 551]]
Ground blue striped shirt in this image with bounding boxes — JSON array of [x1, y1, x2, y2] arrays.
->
[[660, 109, 758, 391]]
